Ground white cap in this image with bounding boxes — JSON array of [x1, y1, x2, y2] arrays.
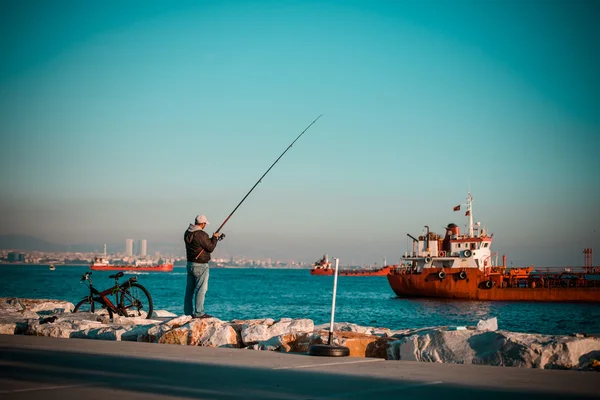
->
[[195, 215, 209, 225]]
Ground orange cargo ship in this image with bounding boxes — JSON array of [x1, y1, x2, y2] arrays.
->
[[310, 254, 391, 276], [387, 193, 600, 302], [90, 256, 173, 272]]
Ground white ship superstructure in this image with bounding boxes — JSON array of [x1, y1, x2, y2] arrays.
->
[[401, 193, 495, 273]]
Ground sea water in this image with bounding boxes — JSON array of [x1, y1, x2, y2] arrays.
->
[[1, 264, 599, 335]]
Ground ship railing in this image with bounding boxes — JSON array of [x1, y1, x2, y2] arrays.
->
[[532, 266, 599, 275], [501, 269, 600, 289], [391, 264, 418, 275]]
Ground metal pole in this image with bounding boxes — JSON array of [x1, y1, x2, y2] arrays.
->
[[328, 257, 340, 345], [308, 256, 349, 357]]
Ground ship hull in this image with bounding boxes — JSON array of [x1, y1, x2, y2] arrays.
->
[[387, 268, 600, 302], [90, 264, 173, 272], [311, 266, 391, 276]]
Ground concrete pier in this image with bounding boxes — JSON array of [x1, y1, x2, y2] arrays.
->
[[0, 335, 598, 399]]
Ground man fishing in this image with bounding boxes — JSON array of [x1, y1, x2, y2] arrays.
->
[[182, 115, 322, 319], [183, 214, 221, 318]]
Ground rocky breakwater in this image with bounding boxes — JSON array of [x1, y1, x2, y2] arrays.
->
[[1, 297, 599, 371]]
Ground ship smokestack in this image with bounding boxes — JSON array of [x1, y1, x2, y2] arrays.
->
[[443, 224, 460, 252], [446, 223, 460, 237]]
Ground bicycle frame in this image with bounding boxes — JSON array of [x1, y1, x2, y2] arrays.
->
[[89, 284, 119, 312], [80, 272, 137, 315]]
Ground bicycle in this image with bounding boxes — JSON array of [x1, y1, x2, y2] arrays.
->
[[73, 271, 153, 319]]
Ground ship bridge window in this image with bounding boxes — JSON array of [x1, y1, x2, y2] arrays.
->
[[483, 243, 489, 248], [470, 243, 476, 250]]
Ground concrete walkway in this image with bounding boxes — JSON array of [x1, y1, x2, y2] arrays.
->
[[0, 335, 598, 399]]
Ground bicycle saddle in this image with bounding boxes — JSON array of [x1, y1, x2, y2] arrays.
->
[[109, 272, 124, 279]]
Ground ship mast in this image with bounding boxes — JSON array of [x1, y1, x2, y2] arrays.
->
[[467, 193, 474, 237]]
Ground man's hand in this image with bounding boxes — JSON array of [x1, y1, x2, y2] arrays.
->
[[213, 232, 220, 239]]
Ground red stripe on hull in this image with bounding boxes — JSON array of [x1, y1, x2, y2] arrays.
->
[[310, 266, 391, 276], [90, 264, 173, 272]]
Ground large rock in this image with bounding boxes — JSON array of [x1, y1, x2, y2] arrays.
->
[[153, 310, 178, 318], [315, 322, 393, 337], [501, 332, 600, 370], [0, 298, 26, 313], [0, 298, 74, 314], [80, 316, 162, 341], [0, 313, 36, 335], [26, 313, 108, 338], [389, 326, 451, 339], [387, 329, 600, 370], [158, 318, 240, 348], [0, 300, 40, 335], [231, 318, 272, 342], [389, 329, 477, 363], [32, 313, 160, 341], [476, 317, 498, 332], [253, 332, 316, 353], [110, 315, 162, 326], [139, 315, 193, 342], [121, 324, 161, 342], [241, 318, 314, 345], [194, 320, 239, 348], [71, 326, 131, 341]]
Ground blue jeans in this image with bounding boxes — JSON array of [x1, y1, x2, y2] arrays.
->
[[184, 262, 209, 317]]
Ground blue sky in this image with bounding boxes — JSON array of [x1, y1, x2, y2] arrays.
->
[[1, 0, 598, 266]]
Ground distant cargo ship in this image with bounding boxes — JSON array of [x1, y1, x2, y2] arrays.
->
[[387, 193, 600, 302], [310, 254, 391, 276], [90, 257, 173, 272]]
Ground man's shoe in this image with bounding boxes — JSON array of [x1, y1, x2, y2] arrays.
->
[[192, 313, 213, 319]]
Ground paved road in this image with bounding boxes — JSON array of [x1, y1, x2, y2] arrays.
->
[[0, 335, 598, 399]]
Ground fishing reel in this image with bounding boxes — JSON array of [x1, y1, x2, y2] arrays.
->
[[218, 233, 226, 241]]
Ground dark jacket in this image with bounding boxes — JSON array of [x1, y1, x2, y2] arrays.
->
[[184, 224, 218, 263]]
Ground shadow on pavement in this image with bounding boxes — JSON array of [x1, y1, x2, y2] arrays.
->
[[0, 346, 595, 399]]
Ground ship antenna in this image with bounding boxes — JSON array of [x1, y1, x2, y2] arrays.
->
[[467, 192, 474, 237]]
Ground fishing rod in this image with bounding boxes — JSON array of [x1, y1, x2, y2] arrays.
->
[[196, 114, 323, 258]]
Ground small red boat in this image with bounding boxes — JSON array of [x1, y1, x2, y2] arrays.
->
[[90, 256, 173, 272], [310, 254, 392, 276]]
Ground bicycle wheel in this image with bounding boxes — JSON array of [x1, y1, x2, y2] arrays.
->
[[73, 298, 114, 319], [119, 283, 153, 319]]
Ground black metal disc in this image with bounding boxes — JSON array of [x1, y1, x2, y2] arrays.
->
[[309, 344, 350, 357]]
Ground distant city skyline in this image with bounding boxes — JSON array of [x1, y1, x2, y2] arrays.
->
[[125, 239, 133, 257], [1, 1, 598, 266]]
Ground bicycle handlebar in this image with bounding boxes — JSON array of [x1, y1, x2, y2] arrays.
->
[[80, 272, 92, 282]]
